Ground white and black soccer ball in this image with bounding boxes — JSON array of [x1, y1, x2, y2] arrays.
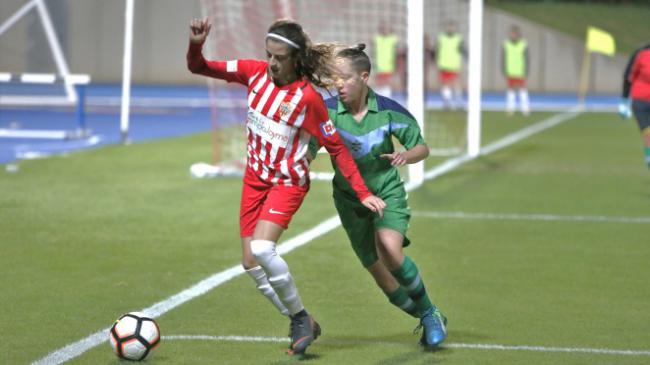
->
[[109, 312, 160, 361]]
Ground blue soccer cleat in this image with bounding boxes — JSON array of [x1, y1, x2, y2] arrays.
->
[[417, 308, 447, 349]]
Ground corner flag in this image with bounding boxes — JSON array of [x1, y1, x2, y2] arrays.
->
[[586, 26, 616, 56]]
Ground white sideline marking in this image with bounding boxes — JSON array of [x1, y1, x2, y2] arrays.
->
[[0, 129, 68, 139], [412, 211, 650, 224], [165, 334, 289, 343], [161, 335, 650, 357], [21, 73, 56, 83], [31, 109, 582, 364]]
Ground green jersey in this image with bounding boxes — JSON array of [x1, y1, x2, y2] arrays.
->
[[310, 89, 425, 200]]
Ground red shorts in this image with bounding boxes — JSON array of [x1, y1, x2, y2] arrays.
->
[[439, 70, 459, 83], [507, 78, 526, 88], [239, 168, 309, 237], [375, 72, 393, 85]]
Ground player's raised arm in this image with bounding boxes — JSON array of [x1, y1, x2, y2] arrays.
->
[[186, 17, 260, 85], [189, 17, 211, 45]]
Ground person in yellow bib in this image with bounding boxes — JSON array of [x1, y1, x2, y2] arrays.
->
[[501, 25, 530, 116], [434, 20, 466, 109], [373, 23, 398, 98]]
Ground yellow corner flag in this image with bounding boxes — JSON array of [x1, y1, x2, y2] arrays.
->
[[586, 26, 616, 56]]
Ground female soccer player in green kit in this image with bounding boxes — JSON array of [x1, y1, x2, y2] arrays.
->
[[309, 44, 447, 349]]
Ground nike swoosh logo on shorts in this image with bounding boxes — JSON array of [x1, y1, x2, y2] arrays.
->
[[269, 208, 288, 215]]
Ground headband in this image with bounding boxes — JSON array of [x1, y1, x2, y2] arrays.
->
[[266, 33, 300, 49]]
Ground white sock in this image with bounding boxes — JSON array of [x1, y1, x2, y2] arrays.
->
[[506, 89, 516, 114], [245, 266, 289, 316], [250, 239, 304, 315], [375, 85, 392, 98], [441, 86, 452, 107], [519, 88, 530, 115], [453, 86, 463, 108]]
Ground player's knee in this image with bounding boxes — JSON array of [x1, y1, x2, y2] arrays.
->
[[250, 239, 276, 263], [241, 258, 259, 270], [241, 249, 260, 270]]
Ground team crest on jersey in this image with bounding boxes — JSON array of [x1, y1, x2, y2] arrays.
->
[[320, 120, 336, 137], [279, 101, 294, 118]]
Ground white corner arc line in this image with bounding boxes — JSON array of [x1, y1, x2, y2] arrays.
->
[[160, 334, 650, 357], [31, 109, 582, 365], [411, 211, 650, 224]]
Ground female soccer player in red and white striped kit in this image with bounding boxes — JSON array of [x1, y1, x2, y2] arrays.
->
[[187, 18, 385, 355]]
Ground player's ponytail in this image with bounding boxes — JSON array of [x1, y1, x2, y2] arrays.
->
[[336, 43, 372, 74], [267, 20, 339, 88]]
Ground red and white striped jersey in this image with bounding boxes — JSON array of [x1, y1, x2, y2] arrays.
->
[[187, 43, 372, 201]]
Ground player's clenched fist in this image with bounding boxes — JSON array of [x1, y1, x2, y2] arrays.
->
[[189, 17, 211, 45]]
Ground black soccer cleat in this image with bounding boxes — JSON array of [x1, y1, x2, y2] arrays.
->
[[287, 312, 321, 355]]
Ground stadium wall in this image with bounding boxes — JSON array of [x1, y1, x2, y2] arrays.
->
[[0, 0, 629, 93], [482, 7, 627, 93]]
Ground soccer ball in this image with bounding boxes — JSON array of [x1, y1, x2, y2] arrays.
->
[[109, 312, 160, 361]]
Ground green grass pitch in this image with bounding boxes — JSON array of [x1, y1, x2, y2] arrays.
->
[[1, 111, 648, 364]]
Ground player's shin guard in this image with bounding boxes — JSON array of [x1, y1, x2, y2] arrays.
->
[[250, 239, 304, 315], [386, 286, 419, 318], [390, 256, 434, 316], [246, 266, 289, 316]]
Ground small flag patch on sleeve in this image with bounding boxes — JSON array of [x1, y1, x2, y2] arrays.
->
[[320, 120, 336, 137]]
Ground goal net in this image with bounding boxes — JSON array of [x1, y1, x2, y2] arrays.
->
[[196, 0, 480, 183], [0, 0, 91, 141]]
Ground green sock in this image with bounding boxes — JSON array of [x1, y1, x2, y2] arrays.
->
[[386, 286, 419, 318], [644, 147, 650, 169], [391, 256, 434, 316]]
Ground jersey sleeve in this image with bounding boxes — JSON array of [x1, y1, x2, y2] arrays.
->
[[187, 42, 264, 85], [390, 111, 426, 151], [301, 93, 372, 201]]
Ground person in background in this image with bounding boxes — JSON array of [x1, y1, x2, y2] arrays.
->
[[373, 23, 398, 98], [502, 25, 530, 116], [434, 20, 466, 109], [620, 43, 650, 170]]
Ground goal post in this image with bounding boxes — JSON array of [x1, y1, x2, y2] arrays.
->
[[466, 0, 483, 157], [407, 0, 425, 186], [0, 0, 78, 103], [0, 0, 92, 139]]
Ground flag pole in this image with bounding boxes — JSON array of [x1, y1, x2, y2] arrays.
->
[[577, 44, 591, 105]]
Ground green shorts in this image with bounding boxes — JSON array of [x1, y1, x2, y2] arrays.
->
[[334, 189, 411, 268]]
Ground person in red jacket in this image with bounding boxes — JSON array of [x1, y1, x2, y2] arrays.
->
[[620, 43, 650, 169], [187, 17, 386, 355]]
